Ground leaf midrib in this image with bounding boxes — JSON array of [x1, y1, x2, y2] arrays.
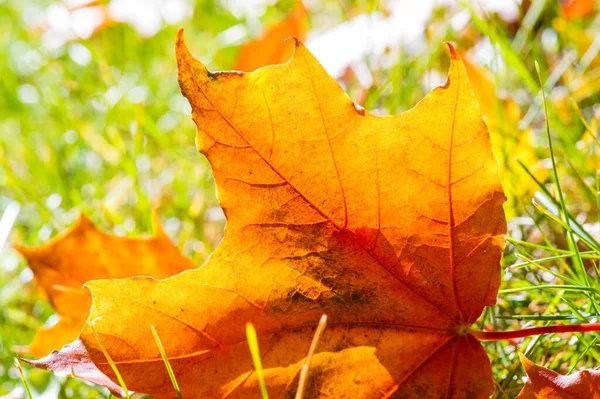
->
[[96, 320, 457, 367], [183, 52, 460, 325]]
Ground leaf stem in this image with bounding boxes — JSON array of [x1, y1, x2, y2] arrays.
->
[[469, 323, 600, 341]]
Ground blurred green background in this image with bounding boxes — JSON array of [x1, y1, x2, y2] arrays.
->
[[1, 0, 600, 397]]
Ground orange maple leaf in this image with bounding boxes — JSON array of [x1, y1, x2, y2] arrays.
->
[[233, 2, 308, 72], [560, 0, 596, 20], [15, 213, 195, 356], [518, 353, 600, 398], [25, 33, 506, 398]]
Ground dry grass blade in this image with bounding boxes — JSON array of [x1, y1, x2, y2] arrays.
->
[[14, 358, 33, 399], [295, 314, 328, 399]]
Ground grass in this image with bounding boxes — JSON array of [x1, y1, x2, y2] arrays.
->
[[1, 0, 599, 398], [151, 325, 183, 399], [536, 59, 587, 285], [295, 314, 328, 399], [14, 358, 33, 399], [246, 323, 269, 399], [90, 324, 131, 399]]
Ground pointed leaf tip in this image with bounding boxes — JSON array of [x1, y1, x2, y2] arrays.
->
[[445, 42, 460, 60], [175, 29, 193, 66], [518, 352, 530, 367], [281, 36, 300, 64], [517, 353, 600, 398], [25, 339, 127, 397], [233, 4, 307, 71], [77, 213, 94, 229], [150, 209, 168, 239], [283, 36, 300, 46], [12, 242, 29, 257], [436, 42, 464, 90]]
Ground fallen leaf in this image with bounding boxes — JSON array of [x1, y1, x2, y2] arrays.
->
[[517, 353, 600, 398], [233, 2, 308, 72], [460, 52, 506, 127], [24, 318, 83, 357], [16, 213, 195, 356], [27, 34, 506, 398], [27, 338, 126, 397], [460, 52, 543, 219], [560, 0, 596, 20]]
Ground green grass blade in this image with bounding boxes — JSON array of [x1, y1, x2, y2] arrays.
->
[[493, 379, 509, 399], [246, 323, 269, 399], [560, 296, 600, 341], [499, 285, 598, 294], [559, 296, 600, 343], [517, 160, 600, 252], [507, 238, 571, 254], [512, 250, 599, 268], [535, 61, 588, 285], [465, 3, 538, 93], [512, 254, 577, 284], [532, 194, 599, 250], [533, 192, 600, 256], [90, 324, 131, 399], [512, 0, 546, 52], [151, 325, 183, 399], [496, 314, 586, 321], [14, 358, 33, 399], [564, 158, 597, 200], [568, 335, 598, 374], [572, 100, 600, 148], [496, 328, 548, 397]]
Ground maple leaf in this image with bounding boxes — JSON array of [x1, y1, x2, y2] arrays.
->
[[517, 353, 600, 398], [15, 213, 195, 356], [560, 0, 596, 20], [26, 33, 506, 398], [459, 53, 543, 219], [233, 2, 307, 72], [459, 52, 519, 129]]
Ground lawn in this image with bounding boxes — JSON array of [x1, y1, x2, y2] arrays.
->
[[1, 0, 599, 398]]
